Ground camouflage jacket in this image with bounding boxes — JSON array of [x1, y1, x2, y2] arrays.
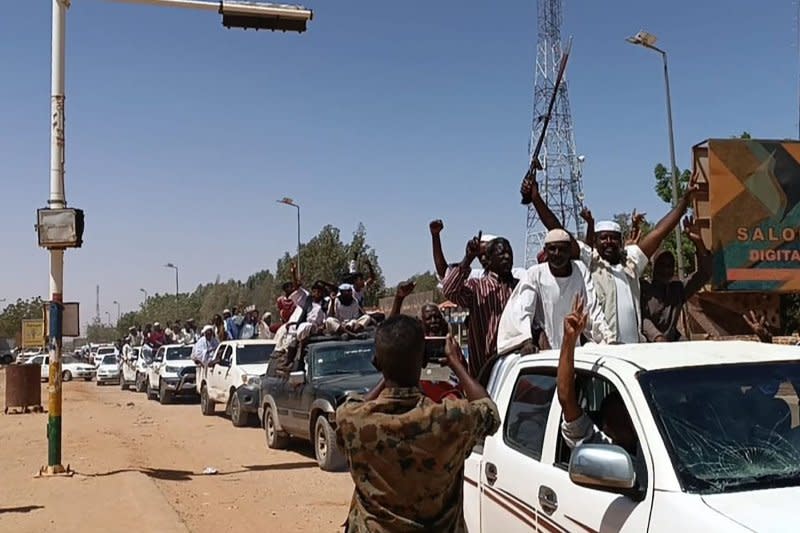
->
[[335, 387, 500, 532]]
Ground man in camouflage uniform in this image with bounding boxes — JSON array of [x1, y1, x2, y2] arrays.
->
[[336, 315, 500, 532]]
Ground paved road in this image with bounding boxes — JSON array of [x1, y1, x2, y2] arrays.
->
[[0, 370, 352, 532]]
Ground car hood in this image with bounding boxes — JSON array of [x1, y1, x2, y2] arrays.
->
[[702, 486, 800, 530], [314, 373, 382, 398], [97, 364, 118, 371], [239, 363, 268, 376]]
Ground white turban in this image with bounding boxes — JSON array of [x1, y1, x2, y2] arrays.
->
[[595, 220, 622, 233]]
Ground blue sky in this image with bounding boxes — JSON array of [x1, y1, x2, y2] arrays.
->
[[1, 0, 798, 324]]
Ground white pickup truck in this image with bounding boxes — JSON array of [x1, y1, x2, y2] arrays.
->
[[145, 344, 197, 404], [465, 341, 800, 533], [197, 339, 275, 427]]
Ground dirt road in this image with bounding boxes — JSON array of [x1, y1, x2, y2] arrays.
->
[[0, 369, 353, 532]]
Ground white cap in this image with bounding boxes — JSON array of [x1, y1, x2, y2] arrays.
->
[[596, 220, 622, 233], [480, 233, 499, 243], [153, 322, 160, 327], [222, 309, 231, 314], [544, 229, 571, 244], [338, 283, 354, 292], [201, 325, 214, 334]]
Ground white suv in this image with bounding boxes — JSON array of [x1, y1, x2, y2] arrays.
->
[[145, 344, 197, 404], [198, 339, 275, 427], [93, 345, 118, 367]]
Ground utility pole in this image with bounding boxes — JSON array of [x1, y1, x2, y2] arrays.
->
[[37, 0, 312, 477]]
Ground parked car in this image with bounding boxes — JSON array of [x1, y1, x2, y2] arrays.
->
[[464, 340, 800, 533], [145, 344, 197, 404], [198, 339, 276, 427], [93, 345, 118, 367], [27, 354, 95, 382], [17, 348, 44, 365], [260, 337, 380, 471], [0, 351, 13, 365], [96, 354, 121, 385]]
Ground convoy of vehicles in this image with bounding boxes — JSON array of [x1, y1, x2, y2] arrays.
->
[[197, 339, 276, 427], [17, 329, 799, 529], [464, 341, 800, 532]]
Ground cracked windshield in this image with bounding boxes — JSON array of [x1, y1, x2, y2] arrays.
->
[[642, 362, 800, 493]]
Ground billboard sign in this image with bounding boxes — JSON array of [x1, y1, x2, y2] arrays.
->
[[696, 139, 800, 292], [21, 319, 46, 349]]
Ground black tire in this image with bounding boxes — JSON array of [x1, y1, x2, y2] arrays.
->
[[159, 380, 172, 405], [230, 393, 250, 427], [200, 385, 215, 416], [314, 415, 346, 472], [265, 405, 289, 449], [136, 373, 146, 393], [146, 378, 157, 400], [84, 377, 92, 381], [62, 370, 72, 382], [96, 380, 102, 386]]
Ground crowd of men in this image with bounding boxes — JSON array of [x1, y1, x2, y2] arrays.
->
[[332, 163, 715, 532]]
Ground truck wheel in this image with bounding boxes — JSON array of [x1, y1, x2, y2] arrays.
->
[[265, 406, 289, 449], [146, 379, 157, 400], [62, 370, 72, 382], [314, 415, 346, 472], [200, 385, 215, 415], [230, 394, 249, 427], [136, 373, 146, 393], [159, 380, 173, 405]]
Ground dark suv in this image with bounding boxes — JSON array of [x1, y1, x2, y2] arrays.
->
[[259, 338, 379, 471]]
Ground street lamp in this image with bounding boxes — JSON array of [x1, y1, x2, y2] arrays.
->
[[41, 0, 311, 476], [112, 300, 120, 324], [105, 311, 111, 325], [277, 197, 301, 277], [139, 288, 149, 303], [626, 30, 684, 278], [164, 263, 179, 318]]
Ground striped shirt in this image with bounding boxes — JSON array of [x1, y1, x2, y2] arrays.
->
[[441, 265, 517, 378]]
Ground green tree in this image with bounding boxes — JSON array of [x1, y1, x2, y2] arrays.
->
[[0, 297, 45, 339]]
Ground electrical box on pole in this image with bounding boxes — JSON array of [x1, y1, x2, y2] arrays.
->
[[36, 208, 84, 249]]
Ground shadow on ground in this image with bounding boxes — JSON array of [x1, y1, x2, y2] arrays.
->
[[74, 461, 318, 481], [0, 505, 44, 514]]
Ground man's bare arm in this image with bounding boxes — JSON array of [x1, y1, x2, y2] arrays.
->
[[639, 178, 699, 259], [557, 297, 587, 422], [389, 281, 415, 318], [429, 220, 448, 278]]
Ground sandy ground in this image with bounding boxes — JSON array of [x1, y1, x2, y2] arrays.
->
[[0, 368, 353, 533]]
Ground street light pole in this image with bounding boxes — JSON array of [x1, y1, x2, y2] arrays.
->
[[164, 263, 179, 318], [41, 0, 311, 476], [42, 0, 70, 477], [277, 197, 301, 277], [112, 300, 120, 324], [105, 312, 111, 325], [626, 31, 685, 279], [139, 288, 149, 304]]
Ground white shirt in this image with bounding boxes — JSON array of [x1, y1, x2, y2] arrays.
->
[[289, 288, 325, 328], [334, 299, 361, 321], [497, 261, 613, 354], [610, 264, 640, 343]]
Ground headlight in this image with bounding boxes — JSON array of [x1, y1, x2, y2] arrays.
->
[[246, 375, 261, 386], [165, 366, 180, 374]]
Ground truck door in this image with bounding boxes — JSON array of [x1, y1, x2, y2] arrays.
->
[[479, 366, 559, 532], [210, 345, 232, 403], [517, 368, 653, 533]]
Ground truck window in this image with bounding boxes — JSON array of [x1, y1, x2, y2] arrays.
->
[[554, 371, 632, 469], [504, 370, 557, 461]]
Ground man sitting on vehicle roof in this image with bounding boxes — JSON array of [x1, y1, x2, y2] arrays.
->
[[192, 325, 220, 366], [325, 283, 374, 335]]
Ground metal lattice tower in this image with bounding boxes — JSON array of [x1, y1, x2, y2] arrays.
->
[[525, 0, 585, 267]]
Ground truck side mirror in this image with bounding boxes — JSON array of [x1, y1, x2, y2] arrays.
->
[[288, 371, 305, 386], [569, 444, 636, 492]]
